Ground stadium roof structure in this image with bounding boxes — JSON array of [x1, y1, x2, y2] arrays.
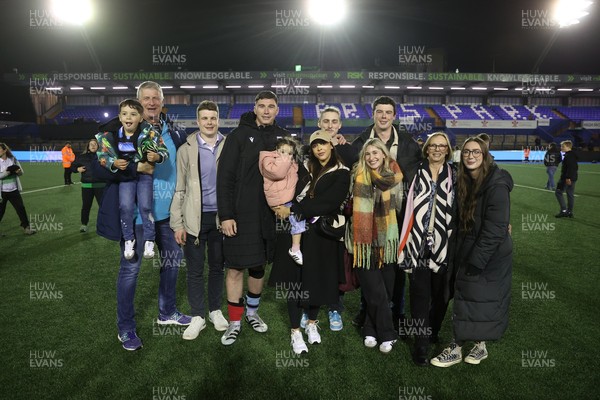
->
[[6, 70, 600, 97]]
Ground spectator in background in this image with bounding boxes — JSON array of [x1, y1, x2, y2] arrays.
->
[[70, 138, 105, 232], [0, 142, 36, 235], [171, 100, 228, 340], [61, 141, 75, 185], [523, 147, 531, 163], [451, 145, 461, 164], [555, 140, 578, 218], [534, 136, 541, 149], [351, 96, 422, 330], [543, 142, 562, 191]]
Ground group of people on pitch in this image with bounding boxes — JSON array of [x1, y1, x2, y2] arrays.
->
[[88, 84, 513, 369]]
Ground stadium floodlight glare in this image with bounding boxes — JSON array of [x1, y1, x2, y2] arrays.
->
[[308, 0, 347, 25], [294, 85, 310, 88], [450, 87, 466, 90], [225, 85, 241, 89], [493, 87, 509, 91], [578, 88, 594, 91], [271, 85, 287, 88], [112, 86, 128, 90], [202, 85, 218, 89], [428, 87, 444, 90], [51, 0, 93, 25], [46, 87, 62, 91], [339, 85, 355, 88], [248, 85, 264, 88], [362, 85, 375, 89], [471, 87, 488, 90], [554, 0, 593, 28], [406, 86, 422, 90], [180, 85, 196, 89], [69, 87, 84, 90], [90, 86, 105, 90], [514, 88, 523, 91], [556, 88, 573, 91], [384, 86, 400, 89], [161, 86, 173, 89], [317, 85, 333, 88]]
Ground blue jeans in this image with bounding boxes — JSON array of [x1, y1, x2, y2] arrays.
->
[[119, 174, 154, 241], [546, 166, 557, 190], [116, 220, 182, 333]]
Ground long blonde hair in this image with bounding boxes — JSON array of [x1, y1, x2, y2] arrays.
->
[[352, 138, 395, 185]]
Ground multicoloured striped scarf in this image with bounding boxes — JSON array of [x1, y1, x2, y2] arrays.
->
[[352, 161, 403, 269]]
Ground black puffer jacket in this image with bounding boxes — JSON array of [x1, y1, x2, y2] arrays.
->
[[217, 111, 287, 267], [70, 151, 102, 183], [453, 165, 513, 341]]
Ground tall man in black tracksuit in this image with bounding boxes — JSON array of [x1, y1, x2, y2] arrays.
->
[[555, 140, 578, 218], [218, 91, 288, 345]]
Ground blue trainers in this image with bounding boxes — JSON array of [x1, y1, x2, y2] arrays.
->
[[300, 312, 308, 329], [117, 331, 143, 351], [328, 310, 343, 331], [157, 311, 192, 326]]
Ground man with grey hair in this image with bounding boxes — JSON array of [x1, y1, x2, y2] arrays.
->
[[96, 81, 191, 351]]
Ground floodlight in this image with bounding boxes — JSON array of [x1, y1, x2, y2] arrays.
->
[[51, 0, 93, 25], [553, 0, 593, 27], [308, 0, 347, 25]]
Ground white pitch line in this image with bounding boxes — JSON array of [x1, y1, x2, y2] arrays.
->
[[514, 184, 579, 197], [21, 182, 81, 194]]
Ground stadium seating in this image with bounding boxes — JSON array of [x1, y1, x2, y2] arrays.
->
[[557, 106, 600, 121]]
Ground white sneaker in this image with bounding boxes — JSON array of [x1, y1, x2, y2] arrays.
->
[[379, 340, 397, 354], [124, 239, 135, 260], [182, 316, 206, 340], [80, 225, 88, 233], [143, 241, 155, 258], [464, 341, 488, 365], [364, 336, 377, 348], [305, 321, 321, 344], [288, 248, 303, 265], [431, 342, 463, 368], [209, 310, 229, 331], [291, 329, 308, 355]]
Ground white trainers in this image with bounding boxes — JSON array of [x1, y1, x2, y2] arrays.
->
[[364, 336, 378, 348], [431, 342, 463, 368], [291, 329, 308, 355], [143, 241, 155, 258], [464, 341, 488, 365], [288, 248, 303, 265], [124, 239, 135, 260], [80, 225, 88, 233], [209, 310, 229, 331], [245, 313, 268, 333], [305, 321, 321, 344], [379, 340, 397, 354], [182, 316, 206, 340], [221, 322, 241, 346]]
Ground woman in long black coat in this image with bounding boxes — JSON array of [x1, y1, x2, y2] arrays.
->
[[70, 138, 105, 232], [269, 130, 350, 355], [431, 136, 513, 368]]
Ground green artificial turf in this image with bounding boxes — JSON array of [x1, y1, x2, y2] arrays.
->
[[1, 161, 598, 399]]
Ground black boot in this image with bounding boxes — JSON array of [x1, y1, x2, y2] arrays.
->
[[412, 345, 430, 366]]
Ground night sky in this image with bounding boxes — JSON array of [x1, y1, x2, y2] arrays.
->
[[1, 0, 599, 75]]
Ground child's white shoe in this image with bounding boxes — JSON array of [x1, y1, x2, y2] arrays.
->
[[124, 239, 136, 260], [143, 241, 155, 258]]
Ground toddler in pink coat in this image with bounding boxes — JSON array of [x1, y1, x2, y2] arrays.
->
[[259, 137, 306, 265]]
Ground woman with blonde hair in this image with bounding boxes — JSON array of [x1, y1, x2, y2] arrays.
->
[[398, 131, 456, 366], [352, 138, 403, 354]]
